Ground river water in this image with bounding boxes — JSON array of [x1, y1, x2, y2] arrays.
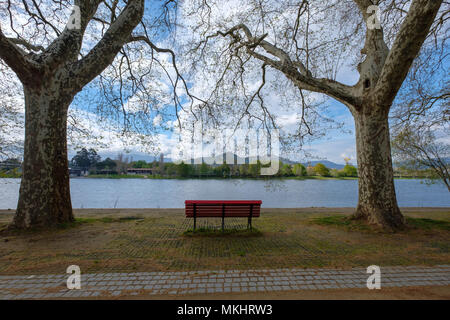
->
[[0, 178, 448, 209]]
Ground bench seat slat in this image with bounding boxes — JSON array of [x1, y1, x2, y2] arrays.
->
[[185, 200, 261, 218]]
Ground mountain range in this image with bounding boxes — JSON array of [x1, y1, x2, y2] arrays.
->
[[123, 152, 348, 169]]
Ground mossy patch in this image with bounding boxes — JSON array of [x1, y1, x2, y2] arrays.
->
[[309, 215, 372, 232], [310, 215, 450, 233], [0, 209, 449, 274], [406, 217, 450, 231], [75, 216, 144, 224]]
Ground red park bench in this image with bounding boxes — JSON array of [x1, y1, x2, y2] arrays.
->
[[185, 200, 262, 231]]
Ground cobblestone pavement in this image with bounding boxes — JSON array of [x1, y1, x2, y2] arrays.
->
[[0, 265, 449, 299]]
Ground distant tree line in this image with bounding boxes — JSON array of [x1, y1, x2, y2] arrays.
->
[[69, 148, 361, 178], [127, 159, 359, 178], [70, 148, 128, 175], [0, 157, 22, 178], [5, 149, 442, 180]]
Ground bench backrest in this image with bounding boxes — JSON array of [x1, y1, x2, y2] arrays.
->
[[185, 200, 262, 218]]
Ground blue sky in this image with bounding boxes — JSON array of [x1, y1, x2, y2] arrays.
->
[[64, 1, 446, 166], [69, 85, 358, 165], [1, 1, 447, 166]]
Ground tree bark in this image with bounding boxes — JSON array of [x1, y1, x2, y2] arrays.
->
[[13, 86, 74, 229], [351, 105, 405, 230], [0, 0, 145, 229]]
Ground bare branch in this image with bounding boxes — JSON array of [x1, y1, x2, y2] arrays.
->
[[38, 1, 103, 69], [5, 37, 45, 52], [375, 0, 443, 106], [0, 26, 41, 87], [70, 0, 145, 91], [208, 23, 359, 108]]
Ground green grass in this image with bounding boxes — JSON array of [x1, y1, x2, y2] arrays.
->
[[310, 215, 373, 232], [0, 209, 448, 275], [310, 215, 450, 232], [406, 217, 450, 231], [183, 227, 263, 237], [0, 172, 21, 178], [429, 241, 450, 253], [2, 216, 147, 235], [75, 216, 144, 224], [1, 219, 88, 234], [34, 216, 146, 230], [312, 215, 351, 226]]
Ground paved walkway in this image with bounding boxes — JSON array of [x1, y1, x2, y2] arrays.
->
[[0, 265, 449, 299]]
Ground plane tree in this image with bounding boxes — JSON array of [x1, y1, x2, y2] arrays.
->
[[179, 0, 447, 230], [391, 64, 449, 191], [0, 0, 197, 229]]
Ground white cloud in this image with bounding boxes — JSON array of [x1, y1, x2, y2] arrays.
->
[[303, 137, 357, 164], [153, 114, 163, 127]]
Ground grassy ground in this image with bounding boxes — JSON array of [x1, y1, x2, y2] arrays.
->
[[122, 286, 450, 300], [0, 208, 448, 275]]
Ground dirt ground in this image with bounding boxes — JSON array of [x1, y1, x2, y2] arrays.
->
[[119, 285, 450, 300], [0, 207, 449, 275]]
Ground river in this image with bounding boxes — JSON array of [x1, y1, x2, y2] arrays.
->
[[0, 178, 448, 209]]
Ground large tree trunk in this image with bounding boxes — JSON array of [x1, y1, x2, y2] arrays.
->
[[12, 86, 74, 229], [0, 1, 146, 229], [351, 105, 406, 231]]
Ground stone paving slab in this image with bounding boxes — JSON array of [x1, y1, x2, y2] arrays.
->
[[0, 265, 449, 299]]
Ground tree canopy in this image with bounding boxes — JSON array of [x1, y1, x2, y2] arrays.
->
[[71, 148, 100, 169]]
